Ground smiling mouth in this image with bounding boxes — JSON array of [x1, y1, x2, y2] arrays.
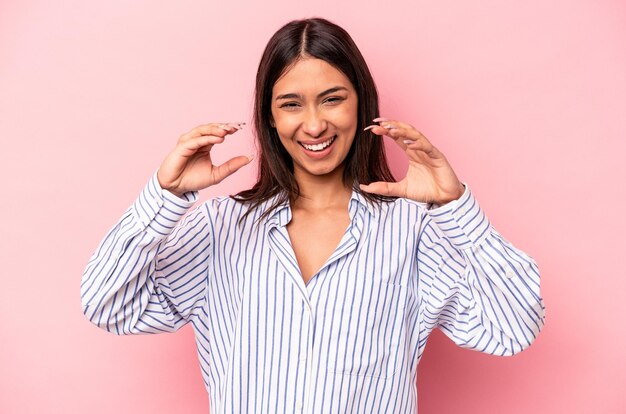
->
[[298, 135, 337, 152]]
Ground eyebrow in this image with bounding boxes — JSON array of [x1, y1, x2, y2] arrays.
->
[[275, 86, 349, 101]]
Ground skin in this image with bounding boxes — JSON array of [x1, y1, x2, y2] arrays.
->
[[156, 56, 464, 284], [270, 57, 359, 283], [361, 120, 465, 204], [156, 121, 251, 198], [270, 57, 358, 185]]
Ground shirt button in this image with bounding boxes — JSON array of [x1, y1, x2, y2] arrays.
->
[[296, 401, 303, 410], [299, 354, 307, 362], [506, 269, 515, 279]]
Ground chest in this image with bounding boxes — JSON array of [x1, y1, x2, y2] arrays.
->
[[204, 210, 416, 387], [286, 211, 350, 284]]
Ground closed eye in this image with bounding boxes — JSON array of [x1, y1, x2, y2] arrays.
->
[[280, 102, 300, 109], [325, 96, 344, 104], [279, 96, 345, 110]]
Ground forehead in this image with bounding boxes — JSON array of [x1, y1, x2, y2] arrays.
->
[[272, 58, 354, 94]]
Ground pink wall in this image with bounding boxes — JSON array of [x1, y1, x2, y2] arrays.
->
[[1, 1, 624, 413]]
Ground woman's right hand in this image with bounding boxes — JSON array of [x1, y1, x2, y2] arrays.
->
[[156, 122, 253, 197]]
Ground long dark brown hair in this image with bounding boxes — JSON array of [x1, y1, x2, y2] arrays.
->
[[232, 17, 396, 221]]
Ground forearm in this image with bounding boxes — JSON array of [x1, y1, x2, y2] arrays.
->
[[81, 169, 205, 334], [420, 184, 546, 355]]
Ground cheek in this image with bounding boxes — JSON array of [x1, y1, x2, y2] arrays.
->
[[335, 104, 358, 128], [277, 132, 298, 154], [274, 116, 299, 137]]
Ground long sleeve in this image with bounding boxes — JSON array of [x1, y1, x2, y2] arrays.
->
[[416, 184, 546, 356], [81, 169, 211, 335]]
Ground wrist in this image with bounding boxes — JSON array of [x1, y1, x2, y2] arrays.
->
[[156, 170, 184, 198], [435, 183, 465, 206], [166, 188, 185, 198]]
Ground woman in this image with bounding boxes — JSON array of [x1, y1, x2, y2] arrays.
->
[[81, 17, 545, 413]]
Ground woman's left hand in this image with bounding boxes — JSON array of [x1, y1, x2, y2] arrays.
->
[[360, 118, 465, 205]]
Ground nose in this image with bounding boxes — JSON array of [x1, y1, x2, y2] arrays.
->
[[301, 107, 327, 138]]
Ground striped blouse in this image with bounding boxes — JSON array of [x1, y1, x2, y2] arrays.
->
[[81, 168, 546, 413]]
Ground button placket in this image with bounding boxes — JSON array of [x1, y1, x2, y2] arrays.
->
[[301, 303, 315, 414], [300, 308, 310, 363]]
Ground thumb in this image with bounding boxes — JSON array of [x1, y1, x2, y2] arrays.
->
[[211, 154, 254, 184], [359, 181, 404, 197]]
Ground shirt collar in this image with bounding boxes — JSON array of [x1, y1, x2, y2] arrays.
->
[[262, 193, 290, 229], [264, 186, 375, 229], [349, 186, 376, 218]]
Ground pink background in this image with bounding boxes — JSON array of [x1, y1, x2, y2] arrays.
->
[[1, 1, 625, 413]]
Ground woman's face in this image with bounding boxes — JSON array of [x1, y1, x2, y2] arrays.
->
[[270, 57, 358, 181]]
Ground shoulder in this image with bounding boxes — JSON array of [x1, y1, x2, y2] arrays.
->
[[374, 196, 431, 224], [199, 194, 275, 228], [200, 195, 249, 218]]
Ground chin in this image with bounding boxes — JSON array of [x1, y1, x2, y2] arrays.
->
[[297, 160, 344, 178]]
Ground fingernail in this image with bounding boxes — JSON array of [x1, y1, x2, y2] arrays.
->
[[247, 154, 255, 162], [403, 140, 413, 145], [218, 124, 233, 131], [373, 117, 389, 122], [363, 125, 377, 131], [381, 123, 397, 130]]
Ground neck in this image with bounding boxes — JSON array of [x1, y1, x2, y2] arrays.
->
[[291, 165, 352, 211]]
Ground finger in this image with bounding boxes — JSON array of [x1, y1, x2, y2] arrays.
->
[[372, 116, 419, 131], [210, 155, 254, 184], [175, 134, 225, 158], [181, 122, 244, 141], [185, 134, 226, 149], [224, 122, 246, 130], [384, 124, 437, 153], [365, 124, 412, 149], [404, 138, 441, 158], [382, 119, 417, 131], [363, 124, 399, 137], [364, 125, 416, 156], [365, 121, 438, 156], [359, 181, 405, 198], [369, 118, 422, 139], [367, 119, 443, 161]]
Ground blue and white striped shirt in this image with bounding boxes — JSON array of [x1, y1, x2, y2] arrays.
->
[[81, 169, 545, 413]]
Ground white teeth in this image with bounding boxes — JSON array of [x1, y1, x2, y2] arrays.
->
[[301, 136, 336, 152]]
